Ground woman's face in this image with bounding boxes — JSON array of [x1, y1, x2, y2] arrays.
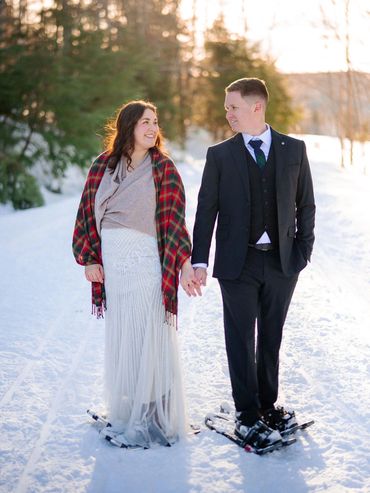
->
[[133, 108, 159, 151]]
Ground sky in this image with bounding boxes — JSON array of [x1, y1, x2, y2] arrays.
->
[[180, 0, 370, 73]]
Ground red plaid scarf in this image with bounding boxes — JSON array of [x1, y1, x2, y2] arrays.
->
[[72, 148, 191, 323]]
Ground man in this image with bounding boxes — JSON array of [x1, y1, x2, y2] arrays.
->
[[192, 78, 315, 450]]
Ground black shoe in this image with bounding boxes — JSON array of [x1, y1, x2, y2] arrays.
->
[[261, 406, 297, 434], [235, 418, 282, 449]]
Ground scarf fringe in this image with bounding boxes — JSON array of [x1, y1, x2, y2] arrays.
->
[[163, 294, 178, 329], [165, 310, 177, 330], [92, 302, 106, 319], [92, 289, 177, 326]]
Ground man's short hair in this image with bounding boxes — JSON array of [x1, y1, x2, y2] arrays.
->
[[225, 78, 269, 103]]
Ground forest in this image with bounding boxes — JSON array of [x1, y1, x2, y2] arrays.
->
[[0, 0, 367, 209]]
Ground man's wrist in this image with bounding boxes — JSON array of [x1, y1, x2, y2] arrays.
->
[[192, 263, 208, 269]]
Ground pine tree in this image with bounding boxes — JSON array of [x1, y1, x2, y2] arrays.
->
[[194, 16, 298, 140]]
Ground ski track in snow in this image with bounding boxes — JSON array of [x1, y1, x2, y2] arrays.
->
[[0, 136, 370, 493]]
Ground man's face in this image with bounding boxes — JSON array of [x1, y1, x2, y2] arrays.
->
[[224, 91, 257, 133]]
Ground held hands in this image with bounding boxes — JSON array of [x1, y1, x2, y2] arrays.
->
[[194, 267, 207, 287], [85, 264, 104, 283], [180, 259, 203, 297], [85, 261, 205, 296]]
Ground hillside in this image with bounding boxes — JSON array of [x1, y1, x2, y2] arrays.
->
[[285, 71, 370, 138]]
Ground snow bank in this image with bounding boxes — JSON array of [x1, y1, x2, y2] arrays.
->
[[0, 134, 369, 493]]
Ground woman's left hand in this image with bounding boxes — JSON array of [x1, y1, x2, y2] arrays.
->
[[180, 259, 202, 297]]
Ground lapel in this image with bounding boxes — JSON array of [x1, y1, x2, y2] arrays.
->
[[229, 133, 250, 196], [270, 127, 288, 202]]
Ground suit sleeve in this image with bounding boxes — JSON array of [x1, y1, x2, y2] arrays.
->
[[296, 141, 315, 261], [191, 147, 220, 265]]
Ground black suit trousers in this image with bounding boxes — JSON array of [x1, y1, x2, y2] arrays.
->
[[219, 247, 298, 426]]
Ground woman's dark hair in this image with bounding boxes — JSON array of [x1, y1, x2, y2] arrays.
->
[[104, 100, 167, 172]]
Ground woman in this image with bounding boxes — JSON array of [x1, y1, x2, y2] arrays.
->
[[72, 100, 199, 448]]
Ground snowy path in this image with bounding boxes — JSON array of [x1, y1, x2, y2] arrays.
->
[[1, 137, 370, 493]]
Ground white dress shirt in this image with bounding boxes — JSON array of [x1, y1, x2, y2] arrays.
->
[[242, 124, 271, 164]]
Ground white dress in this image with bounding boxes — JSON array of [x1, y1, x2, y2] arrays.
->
[[101, 226, 186, 448]]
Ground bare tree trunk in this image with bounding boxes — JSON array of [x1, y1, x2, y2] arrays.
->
[[58, 0, 72, 55], [124, 0, 149, 41], [319, 0, 367, 169], [339, 137, 345, 169], [191, 0, 196, 47], [18, 0, 27, 27], [344, 0, 354, 165], [362, 142, 367, 175], [241, 0, 248, 37]]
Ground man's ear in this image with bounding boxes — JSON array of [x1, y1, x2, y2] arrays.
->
[[254, 101, 263, 113]]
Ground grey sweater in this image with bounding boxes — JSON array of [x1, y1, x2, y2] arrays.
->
[[94, 153, 156, 238]]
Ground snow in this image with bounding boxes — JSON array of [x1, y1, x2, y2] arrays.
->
[[1, 134, 370, 493]]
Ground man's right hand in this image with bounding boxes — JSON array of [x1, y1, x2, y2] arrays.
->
[[194, 267, 207, 287], [85, 264, 104, 283]]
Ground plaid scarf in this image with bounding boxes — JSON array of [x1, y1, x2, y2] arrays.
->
[[72, 148, 191, 324]]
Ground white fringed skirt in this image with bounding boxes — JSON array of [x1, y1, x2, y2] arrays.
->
[[101, 227, 186, 448]]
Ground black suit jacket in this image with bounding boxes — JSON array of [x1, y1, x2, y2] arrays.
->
[[192, 129, 316, 278]]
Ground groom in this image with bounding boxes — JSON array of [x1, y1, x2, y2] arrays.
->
[[192, 77, 315, 449]]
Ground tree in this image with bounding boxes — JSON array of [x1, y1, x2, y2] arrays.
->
[[319, 0, 368, 167], [193, 16, 298, 140], [0, 0, 187, 208]]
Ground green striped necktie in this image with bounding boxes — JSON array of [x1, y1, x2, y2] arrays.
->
[[249, 139, 266, 168]]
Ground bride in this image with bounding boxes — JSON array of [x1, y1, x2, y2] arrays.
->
[[72, 100, 201, 448]]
